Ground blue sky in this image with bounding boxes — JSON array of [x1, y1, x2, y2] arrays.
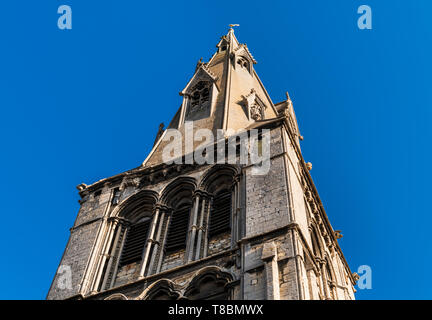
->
[[0, 0, 431, 299]]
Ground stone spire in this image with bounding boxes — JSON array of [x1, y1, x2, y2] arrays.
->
[[142, 27, 280, 167]]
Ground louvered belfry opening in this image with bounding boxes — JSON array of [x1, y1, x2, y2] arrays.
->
[[209, 189, 232, 238], [119, 217, 151, 267], [165, 203, 191, 253]]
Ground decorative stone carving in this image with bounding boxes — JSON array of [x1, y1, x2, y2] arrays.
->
[[250, 104, 263, 120], [243, 89, 267, 121], [334, 230, 343, 239], [352, 272, 360, 282], [310, 201, 318, 214], [181, 64, 218, 122], [195, 57, 203, 72], [188, 81, 211, 115], [76, 183, 87, 191]]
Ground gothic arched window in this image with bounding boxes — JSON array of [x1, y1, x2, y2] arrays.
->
[[186, 275, 230, 300], [199, 165, 240, 258], [189, 81, 211, 114], [159, 177, 197, 270], [237, 57, 249, 70], [165, 202, 192, 253], [208, 189, 232, 238], [119, 216, 151, 267], [184, 268, 233, 300], [96, 190, 158, 292], [143, 280, 180, 300]]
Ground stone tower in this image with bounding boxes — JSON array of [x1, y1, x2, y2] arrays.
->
[[47, 28, 356, 300]]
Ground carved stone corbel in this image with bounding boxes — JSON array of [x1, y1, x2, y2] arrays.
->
[[76, 183, 88, 191], [334, 230, 343, 239]]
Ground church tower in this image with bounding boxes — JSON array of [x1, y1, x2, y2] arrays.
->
[[47, 27, 356, 300]]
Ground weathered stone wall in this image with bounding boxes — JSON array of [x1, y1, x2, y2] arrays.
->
[[208, 232, 231, 256], [243, 268, 266, 300], [161, 249, 186, 272], [47, 124, 356, 300], [47, 219, 102, 299], [244, 155, 290, 238], [47, 185, 114, 300], [114, 261, 139, 287], [73, 188, 110, 227]]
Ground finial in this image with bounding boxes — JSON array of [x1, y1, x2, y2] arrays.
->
[[334, 230, 343, 239], [229, 24, 240, 30], [285, 91, 291, 101], [76, 183, 88, 191], [195, 57, 204, 73]]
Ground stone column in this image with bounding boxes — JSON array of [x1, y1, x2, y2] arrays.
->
[[146, 205, 168, 276], [107, 220, 129, 289], [202, 196, 212, 258], [231, 175, 240, 245], [139, 206, 160, 278], [155, 208, 172, 273], [194, 195, 208, 260], [91, 217, 119, 293], [186, 192, 201, 262], [100, 218, 124, 289]]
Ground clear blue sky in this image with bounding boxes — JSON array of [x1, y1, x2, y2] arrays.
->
[[0, 0, 431, 300]]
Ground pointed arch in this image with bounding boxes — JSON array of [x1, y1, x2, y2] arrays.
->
[[104, 293, 128, 300], [95, 189, 159, 292], [181, 66, 219, 122], [140, 279, 181, 300], [113, 189, 159, 221], [198, 165, 241, 256], [233, 45, 256, 74], [199, 164, 240, 194], [184, 266, 234, 300], [114, 190, 159, 268], [159, 176, 197, 207], [158, 177, 197, 267], [181, 66, 218, 95]]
